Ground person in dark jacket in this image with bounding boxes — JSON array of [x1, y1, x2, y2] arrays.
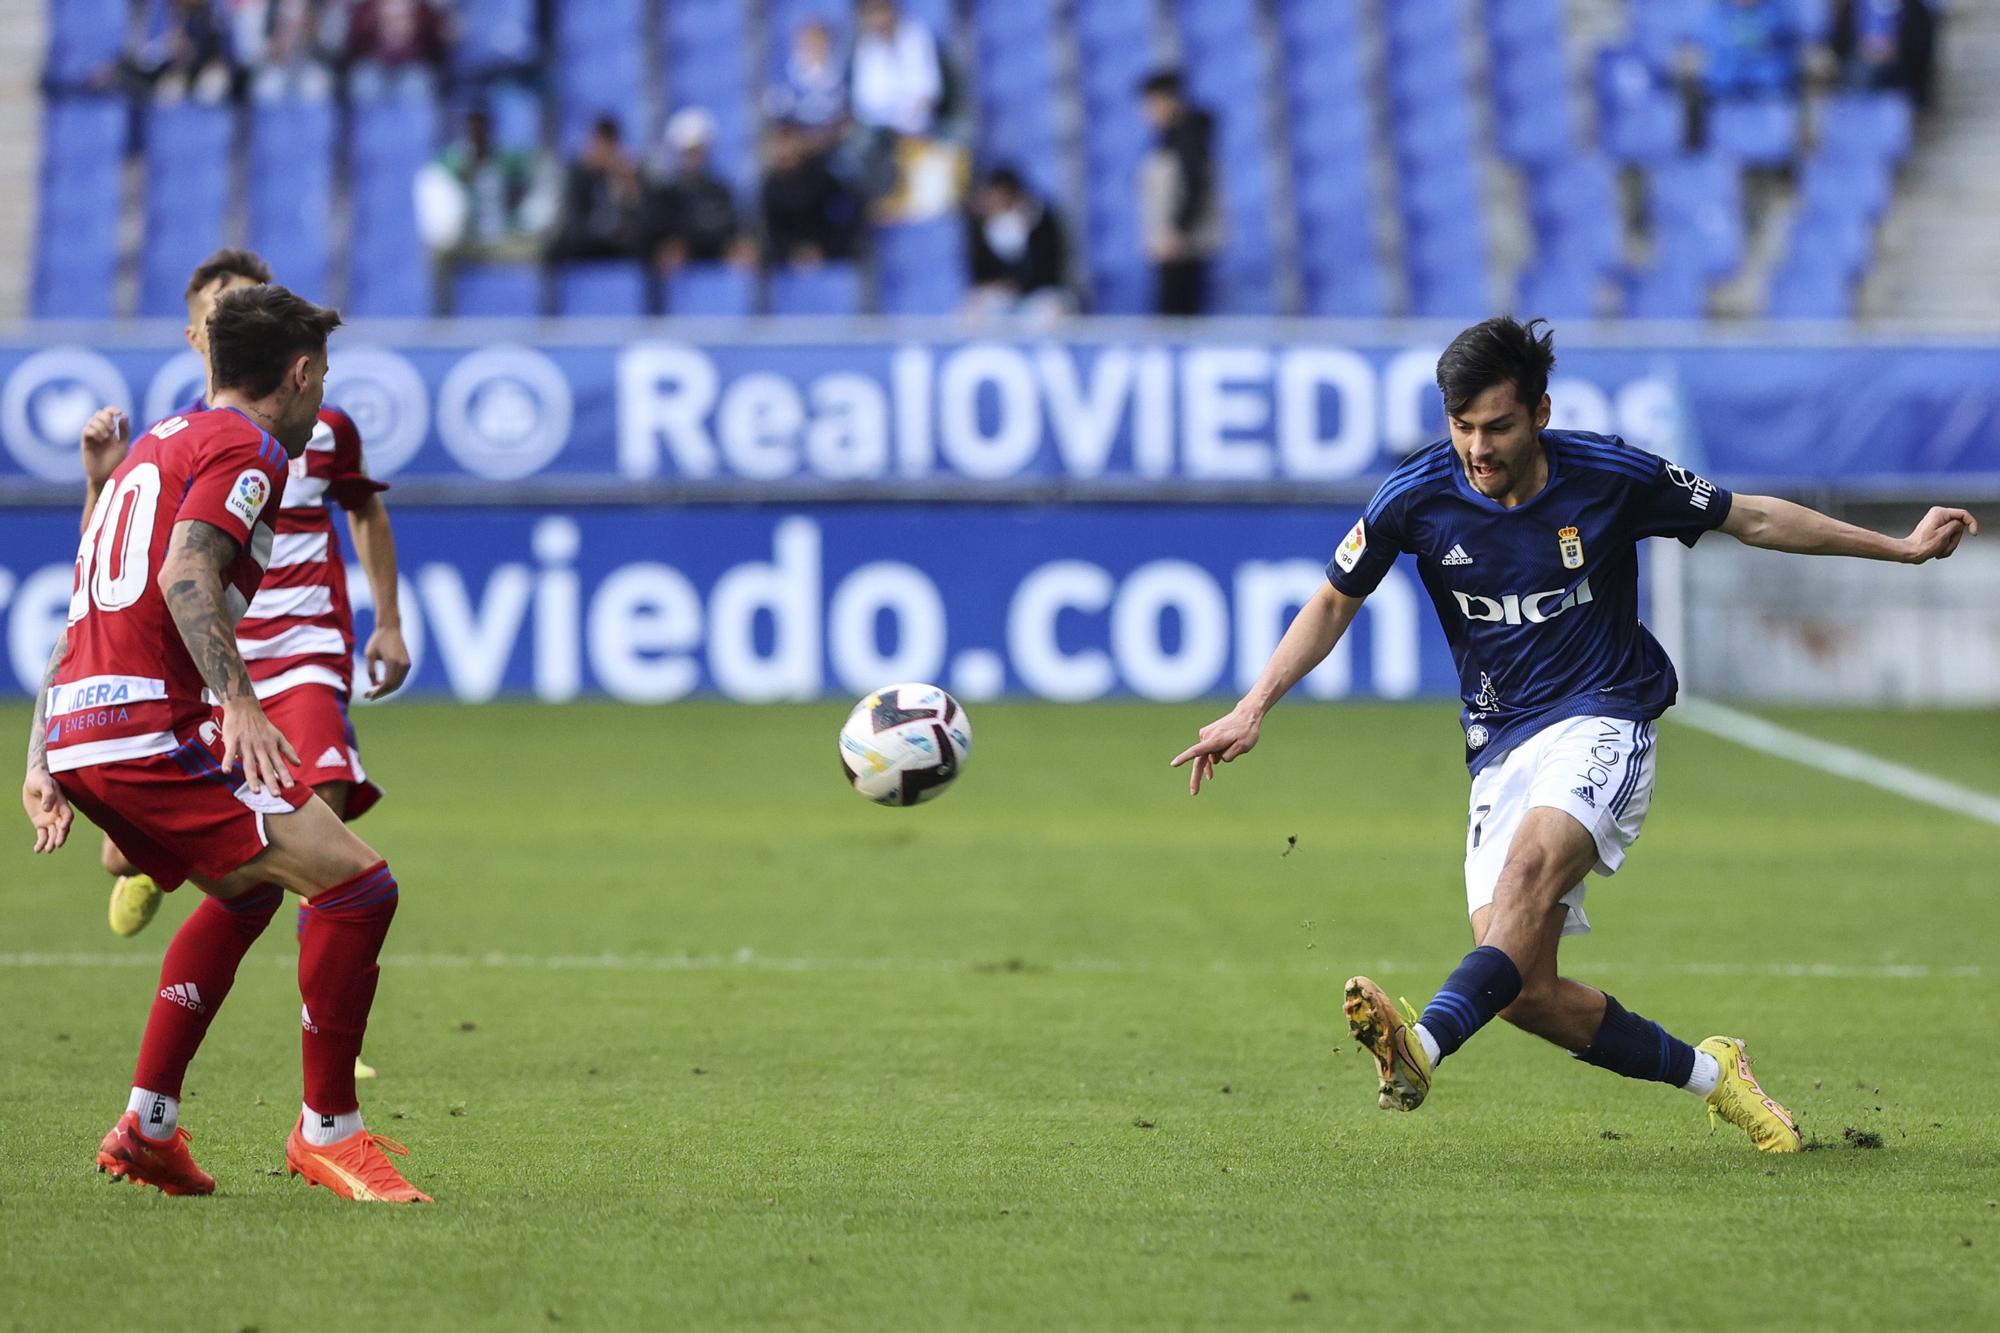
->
[[547, 115, 644, 261], [964, 166, 1073, 322], [761, 117, 860, 266], [643, 108, 754, 270], [1138, 69, 1221, 316]]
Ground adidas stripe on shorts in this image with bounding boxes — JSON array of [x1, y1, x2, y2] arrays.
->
[[1463, 714, 1658, 937]]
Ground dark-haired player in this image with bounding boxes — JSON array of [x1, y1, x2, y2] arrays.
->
[[22, 285, 430, 1202], [1172, 316, 1978, 1151], [82, 249, 409, 964]]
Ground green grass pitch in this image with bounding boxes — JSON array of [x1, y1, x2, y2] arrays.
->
[[3, 700, 1997, 1329]]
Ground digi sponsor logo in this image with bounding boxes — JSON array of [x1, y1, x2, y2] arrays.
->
[[1, 346, 133, 481], [1452, 578, 1594, 626], [437, 344, 575, 481], [1665, 464, 1717, 511]]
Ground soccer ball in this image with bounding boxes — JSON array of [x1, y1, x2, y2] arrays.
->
[[838, 683, 972, 807]]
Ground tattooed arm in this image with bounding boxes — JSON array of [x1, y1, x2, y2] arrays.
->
[[22, 628, 74, 853], [159, 519, 299, 794]]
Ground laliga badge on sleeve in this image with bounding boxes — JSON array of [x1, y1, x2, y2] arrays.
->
[[226, 469, 272, 528], [1334, 518, 1367, 573], [1557, 525, 1584, 570]]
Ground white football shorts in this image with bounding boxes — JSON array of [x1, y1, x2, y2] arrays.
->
[[1464, 714, 1658, 937]]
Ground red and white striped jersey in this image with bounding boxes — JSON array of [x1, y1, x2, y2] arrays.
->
[[234, 406, 387, 700], [45, 408, 290, 772]]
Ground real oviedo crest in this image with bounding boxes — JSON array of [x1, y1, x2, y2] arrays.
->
[[1557, 525, 1584, 571]]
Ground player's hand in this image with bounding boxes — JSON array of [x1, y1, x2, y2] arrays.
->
[[362, 625, 411, 699], [1170, 703, 1264, 796], [1901, 507, 1979, 563], [79, 408, 131, 485], [22, 764, 73, 854], [221, 700, 299, 795]]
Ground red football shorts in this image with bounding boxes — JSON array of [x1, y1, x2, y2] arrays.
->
[[262, 684, 383, 821], [57, 719, 315, 891]]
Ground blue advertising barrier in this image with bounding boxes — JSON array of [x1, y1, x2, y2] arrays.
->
[[3, 329, 1999, 492], [0, 505, 1466, 703]]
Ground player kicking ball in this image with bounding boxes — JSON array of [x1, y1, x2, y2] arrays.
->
[[1173, 317, 1978, 1152], [21, 285, 429, 1202], [81, 249, 407, 1084]]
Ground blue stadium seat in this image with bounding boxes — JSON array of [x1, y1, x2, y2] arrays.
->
[[139, 104, 233, 317], [662, 0, 754, 187], [1516, 260, 1604, 320], [1781, 211, 1875, 280], [1766, 260, 1852, 319], [452, 0, 539, 77], [1301, 257, 1389, 320], [483, 82, 546, 153], [667, 263, 757, 317], [249, 100, 335, 302], [1818, 92, 1914, 164], [768, 263, 863, 316], [453, 263, 544, 316], [971, 0, 1062, 199], [1628, 0, 1704, 72], [1602, 82, 1685, 163], [557, 0, 647, 152], [1625, 259, 1707, 319], [1797, 153, 1894, 225], [347, 98, 438, 317], [556, 262, 654, 316], [875, 220, 966, 316], [44, 0, 126, 88], [35, 96, 125, 318], [1486, 0, 1566, 51], [1709, 96, 1801, 168], [1648, 155, 1744, 277]]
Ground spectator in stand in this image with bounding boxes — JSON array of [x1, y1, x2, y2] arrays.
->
[[767, 18, 850, 160], [643, 108, 755, 272], [1137, 69, 1220, 317], [1697, 0, 1804, 98], [963, 166, 1072, 324], [415, 105, 556, 283], [235, 0, 338, 102], [849, 0, 961, 215], [123, 0, 236, 103], [346, 0, 450, 101], [547, 115, 645, 263], [761, 118, 860, 267], [1833, 0, 1942, 112]]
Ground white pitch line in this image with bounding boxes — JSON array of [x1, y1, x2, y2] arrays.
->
[[0, 951, 1982, 980], [1677, 697, 2000, 828]]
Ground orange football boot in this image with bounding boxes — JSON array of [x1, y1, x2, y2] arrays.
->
[[96, 1111, 215, 1196], [285, 1120, 433, 1203]]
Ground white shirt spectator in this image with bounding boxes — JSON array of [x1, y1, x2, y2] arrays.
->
[[850, 18, 942, 137]]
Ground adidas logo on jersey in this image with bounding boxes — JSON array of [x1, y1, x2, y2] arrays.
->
[[1441, 544, 1474, 566], [160, 982, 206, 1014], [315, 746, 345, 768], [1571, 785, 1597, 808]]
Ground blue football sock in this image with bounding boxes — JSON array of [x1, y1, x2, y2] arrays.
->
[[1417, 944, 1523, 1063], [1576, 993, 1698, 1088]]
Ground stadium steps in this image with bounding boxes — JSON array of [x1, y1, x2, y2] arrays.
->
[[1861, 2, 2000, 319], [0, 4, 45, 317]]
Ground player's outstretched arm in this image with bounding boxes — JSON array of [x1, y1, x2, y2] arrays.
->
[[21, 628, 74, 853], [1722, 494, 1979, 563], [78, 408, 130, 532], [1170, 581, 1364, 795], [346, 493, 411, 698], [158, 519, 300, 794]]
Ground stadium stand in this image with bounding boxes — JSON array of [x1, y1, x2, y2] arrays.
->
[[28, 0, 1941, 323]]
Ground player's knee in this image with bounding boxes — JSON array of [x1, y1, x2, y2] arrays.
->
[[100, 838, 138, 877]]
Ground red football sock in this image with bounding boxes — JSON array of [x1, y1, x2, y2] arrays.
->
[[131, 885, 283, 1096], [297, 861, 399, 1116]]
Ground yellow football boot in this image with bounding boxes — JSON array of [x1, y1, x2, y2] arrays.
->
[[1344, 976, 1433, 1111], [108, 874, 163, 938], [355, 1056, 378, 1080], [1700, 1036, 1802, 1153]]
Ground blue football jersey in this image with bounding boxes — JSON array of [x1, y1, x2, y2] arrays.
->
[[1326, 430, 1732, 772]]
